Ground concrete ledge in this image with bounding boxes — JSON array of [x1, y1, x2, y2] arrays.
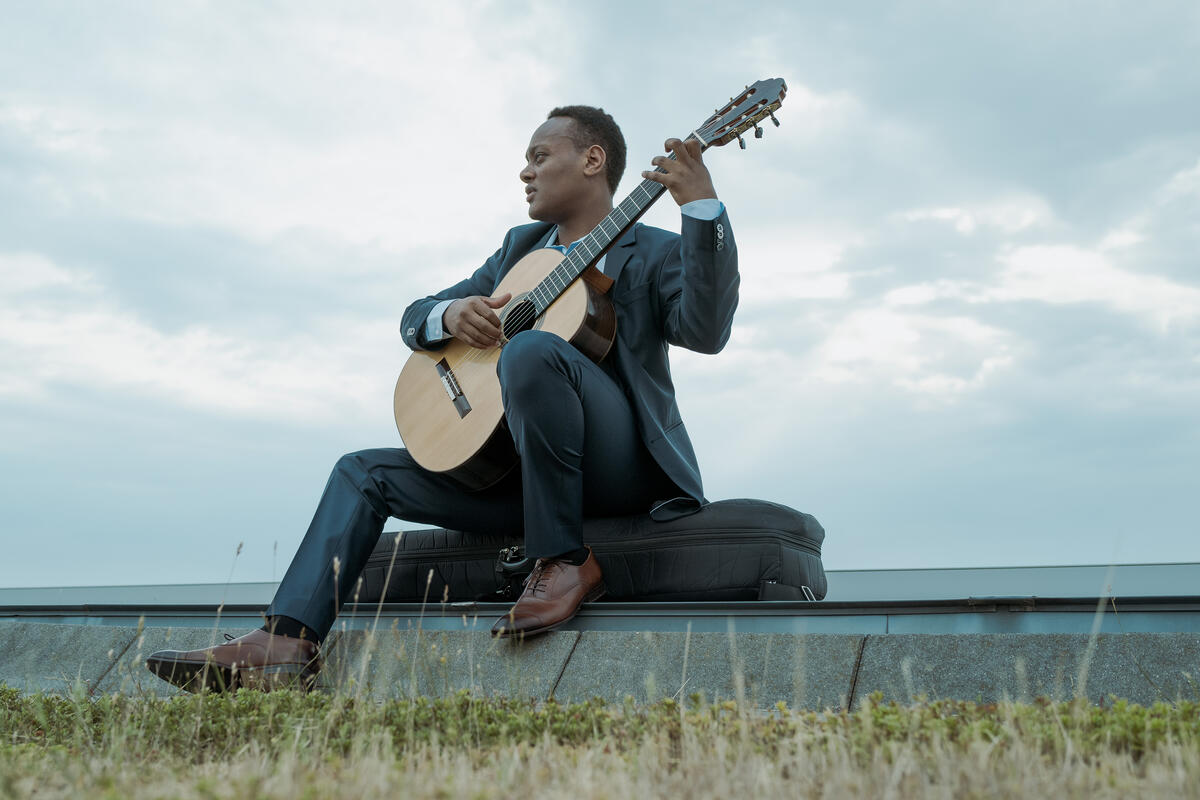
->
[[321, 627, 578, 701], [4, 620, 1200, 708], [851, 633, 1200, 707], [553, 631, 861, 708], [0, 621, 137, 695]]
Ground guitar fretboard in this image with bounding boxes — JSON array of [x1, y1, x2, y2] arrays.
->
[[526, 150, 690, 315]]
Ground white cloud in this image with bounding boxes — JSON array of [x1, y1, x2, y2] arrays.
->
[[0, 305, 389, 420], [898, 194, 1053, 235], [738, 229, 856, 303], [883, 184, 1200, 331], [0, 5, 570, 251], [989, 244, 1200, 329], [0, 252, 389, 420], [1162, 157, 1200, 201], [883, 280, 971, 307], [1098, 229, 1144, 251], [0, 104, 111, 158], [809, 309, 1014, 397], [771, 82, 861, 137], [0, 251, 92, 294]]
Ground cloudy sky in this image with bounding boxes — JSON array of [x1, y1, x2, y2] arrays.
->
[[2, 1, 1197, 591]]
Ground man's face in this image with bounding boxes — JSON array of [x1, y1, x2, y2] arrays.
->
[[520, 117, 590, 223]]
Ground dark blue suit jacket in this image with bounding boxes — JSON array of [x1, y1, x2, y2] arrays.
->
[[399, 210, 739, 504]]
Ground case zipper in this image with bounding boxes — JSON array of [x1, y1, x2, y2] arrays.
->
[[372, 529, 822, 562], [590, 530, 822, 558]]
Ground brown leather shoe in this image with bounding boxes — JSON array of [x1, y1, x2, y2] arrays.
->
[[145, 629, 321, 693], [491, 547, 604, 638]]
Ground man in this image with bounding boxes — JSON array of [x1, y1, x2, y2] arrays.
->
[[146, 105, 738, 692]]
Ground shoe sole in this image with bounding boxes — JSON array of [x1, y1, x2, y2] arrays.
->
[[493, 583, 606, 640], [145, 655, 320, 693]]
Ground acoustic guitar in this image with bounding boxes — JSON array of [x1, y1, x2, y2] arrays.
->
[[394, 78, 787, 490]]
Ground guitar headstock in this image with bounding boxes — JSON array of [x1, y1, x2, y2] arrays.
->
[[694, 78, 787, 150]]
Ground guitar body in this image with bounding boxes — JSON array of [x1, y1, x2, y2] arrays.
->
[[393, 248, 617, 490]]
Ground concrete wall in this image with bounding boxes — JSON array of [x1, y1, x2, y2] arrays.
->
[[3, 620, 1198, 708]]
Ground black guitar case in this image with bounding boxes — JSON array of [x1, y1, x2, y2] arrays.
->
[[355, 498, 826, 604]]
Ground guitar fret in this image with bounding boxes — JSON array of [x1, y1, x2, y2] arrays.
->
[[562, 260, 577, 282], [522, 131, 688, 316]]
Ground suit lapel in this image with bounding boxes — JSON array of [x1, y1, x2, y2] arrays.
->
[[513, 223, 555, 262], [604, 224, 639, 288], [493, 222, 554, 286]]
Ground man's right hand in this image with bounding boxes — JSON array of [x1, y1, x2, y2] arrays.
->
[[443, 293, 513, 349]]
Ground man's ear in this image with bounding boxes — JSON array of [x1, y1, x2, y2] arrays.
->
[[583, 144, 607, 178]]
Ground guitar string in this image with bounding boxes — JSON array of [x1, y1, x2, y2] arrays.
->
[[482, 171, 671, 345], [446, 215, 597, 370], [440, 176, 652, 374], [446, 242, 598, 371], [443, 136, 716, 374]]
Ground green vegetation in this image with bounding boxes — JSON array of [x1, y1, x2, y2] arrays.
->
[[3, 684, 1200, 798], [4, 685, 1200, 760]]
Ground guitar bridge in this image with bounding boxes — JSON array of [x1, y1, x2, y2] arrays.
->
[[436, 358, 471, 418]]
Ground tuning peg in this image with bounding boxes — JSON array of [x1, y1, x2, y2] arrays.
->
[[753, 124, 764, 139], [769, 112, 780, 127], [737, 134, 746, 150]]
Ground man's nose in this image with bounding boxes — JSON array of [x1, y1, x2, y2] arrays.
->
[[519, 163, 534, 182]]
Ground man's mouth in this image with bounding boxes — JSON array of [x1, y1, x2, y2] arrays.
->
[[525, 188, 536, 203]]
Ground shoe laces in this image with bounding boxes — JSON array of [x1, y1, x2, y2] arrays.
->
[[522, 559, 557, 597]]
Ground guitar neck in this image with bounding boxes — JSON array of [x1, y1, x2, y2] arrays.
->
[[527, 138, 702, 316]]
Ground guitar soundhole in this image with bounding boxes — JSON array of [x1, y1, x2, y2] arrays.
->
[[501, 298, 538, 341]]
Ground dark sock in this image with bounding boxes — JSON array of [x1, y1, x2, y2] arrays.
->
[[261, 615, 321, 645], [553, 547, 590, 566]]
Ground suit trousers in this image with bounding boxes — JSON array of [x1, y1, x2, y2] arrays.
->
[[266, 330, 675, 638]]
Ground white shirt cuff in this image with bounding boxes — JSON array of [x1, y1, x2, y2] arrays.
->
[[424, 298, 456, 342], [680, 198, 724, 220]]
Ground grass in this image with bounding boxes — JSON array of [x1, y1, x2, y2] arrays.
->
[[3, 684, 1200, 798]]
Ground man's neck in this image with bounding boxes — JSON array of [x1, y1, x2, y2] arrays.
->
[[553, 200, 614, 248]]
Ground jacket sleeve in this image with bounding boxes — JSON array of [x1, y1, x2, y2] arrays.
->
[[398, 231, 517, 352], [659, 208, 740, 354]]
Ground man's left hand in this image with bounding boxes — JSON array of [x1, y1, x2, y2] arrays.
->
[[642, 138, 717, 207]]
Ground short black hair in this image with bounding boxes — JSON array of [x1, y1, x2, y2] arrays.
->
[[547, 105, 626, 195]]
